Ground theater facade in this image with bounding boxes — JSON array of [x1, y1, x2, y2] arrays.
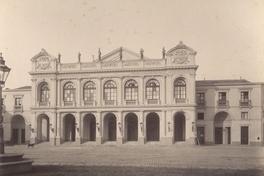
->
[[2, 42, 264, 146]]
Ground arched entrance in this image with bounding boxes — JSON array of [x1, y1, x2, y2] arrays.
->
[[64, 114, 76, 142], [83, 114, 96, 142], [104, 113, 117, 141], [146, 113, 160, 141], [37, 114, 50, 143], [214, 112, 231, 145], [11, 115, 26, 144], [174, 113, 186, 142], [125, 113, 138, 141]]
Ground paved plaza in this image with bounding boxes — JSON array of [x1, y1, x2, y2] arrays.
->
[[4, 143, 264, 175]]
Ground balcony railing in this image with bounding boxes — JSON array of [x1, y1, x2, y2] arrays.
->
[[239, 100, 251, 107], [14, 105, 23, 112], [39, 101, 50, 107], [197, 100, 206, 107], [125, 100, 138, 105], [104, 100, 116, 106], [217, 100, 229, 108], [63, 101, 76, 107], [147, 99, 160, 105], [175, 98, 186, 103], [84, 100, 96, 106]]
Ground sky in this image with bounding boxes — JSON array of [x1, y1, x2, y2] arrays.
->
[[0, 0, 264, 89]]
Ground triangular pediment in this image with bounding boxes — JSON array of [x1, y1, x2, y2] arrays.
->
[[97, 47, 150, 62], [31, 48, 56, 62], [166, 41, 197, 55]]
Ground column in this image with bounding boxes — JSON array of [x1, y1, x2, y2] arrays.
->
[[49, 112, 56, 146], [31, 78, 37, 107], [140, 76, 144, 105], [97, 78, 102, 106], [96, 112, 103, 145], [56, 112, 61, 145], [186, 109, 196, 145], [138, 111, 145, 144], [30, 112, 36, 144], [166, 75, 172, 104], [57, 79, 61, 107], [161, 110, 173, 145], [117, 111, 123, 145], [75, 112, 81, 144]]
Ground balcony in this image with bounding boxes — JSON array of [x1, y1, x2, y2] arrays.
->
[[84, 100, 96, 106], [197, 101, 206, 108], [63, 101, 76, 107], [125, 100, 138, 105], [175, 98, 186, 103], [239, 100, 251, 108], [147, 99, 160, 105], [217, 100, 229, 108], [39, 101, 50, 107], [14, 105, 23, 112], [104, 100, 117, 106]]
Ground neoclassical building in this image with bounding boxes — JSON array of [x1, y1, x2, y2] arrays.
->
[[2, 42, 264, 146]]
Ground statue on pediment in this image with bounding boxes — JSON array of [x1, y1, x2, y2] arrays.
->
[[120, 47, 123, 60], [78, 52, 81, 62], [98, 48, 101, 61], [162, 47, 166, 59], [58, 53, 61, 63], [140, 48, 144, 59]]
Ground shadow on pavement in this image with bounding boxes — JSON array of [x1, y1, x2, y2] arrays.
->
[[7, 165, 264, 176]]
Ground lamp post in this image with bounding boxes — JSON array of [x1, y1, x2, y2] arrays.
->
[[0, 53, 11, 154]]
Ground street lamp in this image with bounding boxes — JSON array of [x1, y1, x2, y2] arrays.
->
[[0, 53, 11, 154]]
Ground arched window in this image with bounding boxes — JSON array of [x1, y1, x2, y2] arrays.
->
[[40, 84, 50, 102], [104, 80, 117, 101], [83, 81, 96, 101], [146, 79, 160, 100], [64, 82, 76, 102], [174, 79, 186, 99], [125, 80, 138, 100]]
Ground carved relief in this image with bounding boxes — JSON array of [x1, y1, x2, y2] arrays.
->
[[61, 64, 77, 69], [102, 63, 118, 67], [37, 57, 51, 70], [172, 49, 189, 64], [82, 64, 97, 68], [144, 61, 161, 65], [123, 62, 139, 66]]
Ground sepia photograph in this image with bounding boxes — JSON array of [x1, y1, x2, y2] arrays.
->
[[0, 0, 264, 175]]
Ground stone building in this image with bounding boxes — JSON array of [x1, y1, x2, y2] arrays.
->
[[2, 42, 264, 146]]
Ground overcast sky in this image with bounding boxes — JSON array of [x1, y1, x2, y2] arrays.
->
[[0, 0, 264, 89]]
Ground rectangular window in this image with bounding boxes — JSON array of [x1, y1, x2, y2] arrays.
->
[[241, 91, 249, 101], [15, 98, 22, 106], [197, 113, 204, 120], [197, 93, 205, 102], [218, 92, 226, 101], [241, 112, 248, 120]]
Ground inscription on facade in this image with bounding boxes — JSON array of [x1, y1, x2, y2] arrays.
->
[[144, 61, 161, 66], [102, 63, 118, 67], [123, 62, 139, 67], [82, 64, 97, 68]]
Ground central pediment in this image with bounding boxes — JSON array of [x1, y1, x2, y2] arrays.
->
[[98, 47, 150, 62]]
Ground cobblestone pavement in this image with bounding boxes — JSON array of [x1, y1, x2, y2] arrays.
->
[[5, 143, 264, 171]]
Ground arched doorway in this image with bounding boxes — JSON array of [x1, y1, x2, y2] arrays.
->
[[64, 114, 76, 142], [174, 113, 186, 142], [11, 115, 26, 144], [125, 113, 138, 141], [37, 115, 50, 143], [214, 112, 231, 145], [104, 113, 116, 141], [146, 113, 160, 141], [83, 114, 96, 142]]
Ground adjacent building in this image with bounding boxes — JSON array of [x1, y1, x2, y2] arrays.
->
[[2, 42, 264, 146]]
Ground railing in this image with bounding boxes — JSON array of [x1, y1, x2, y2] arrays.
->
[[125, 100, 137, 105], [239, 100, 251, 107], [104, 100, 116, 105], [217, 100, 229, 107], [84, 100, 96, 106], [197, 100, 206, 107], [175, 98, 186, 103], [64, 101, 75, 107], [147, 99, 159, 105], [14, 105, 23, 112], [39, 102, 49, 107]]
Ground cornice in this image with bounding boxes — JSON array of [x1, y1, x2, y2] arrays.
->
[[29, 65, 198, 76]]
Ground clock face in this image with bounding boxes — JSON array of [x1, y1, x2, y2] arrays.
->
[[37, 57, 50, 70]]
